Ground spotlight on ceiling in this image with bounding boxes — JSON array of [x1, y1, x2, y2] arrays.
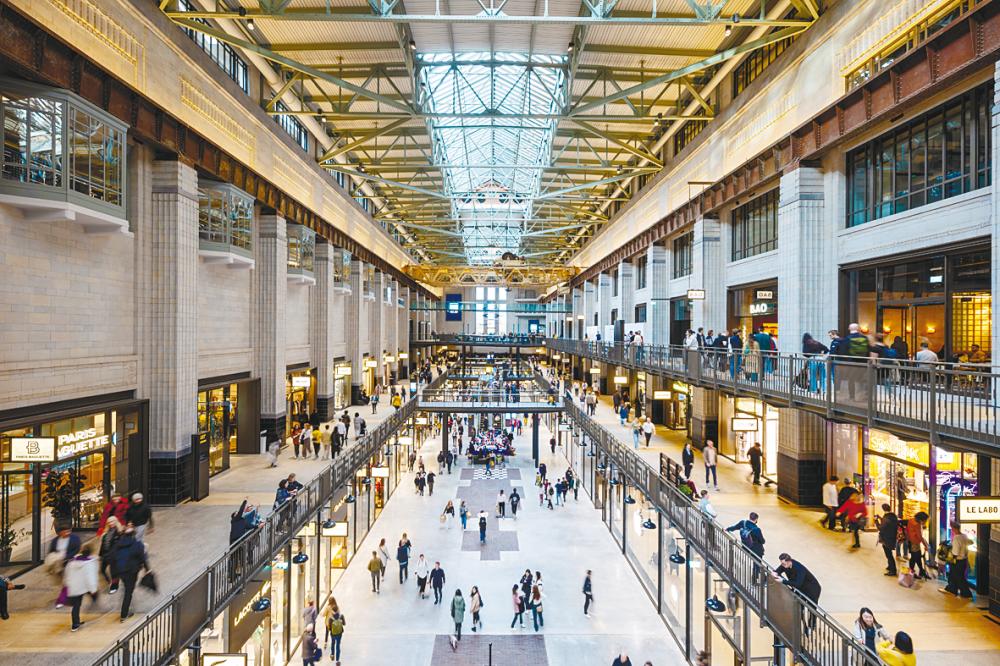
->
[[568, 41, 575, 53], [409, 39, 417, 51], [725, 25, 732, 37], [247, 19, 256, 31], [706, 595, 727, 613]]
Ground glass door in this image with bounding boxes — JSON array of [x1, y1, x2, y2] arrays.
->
[[878, 305, 909, 357], [1, 469, 35, 571]]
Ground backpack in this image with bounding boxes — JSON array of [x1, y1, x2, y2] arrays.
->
[[847, 334, 870, 357], [739, 523, 757, 549], [328, 616, 344, 635], [479, 516, 487, 529]]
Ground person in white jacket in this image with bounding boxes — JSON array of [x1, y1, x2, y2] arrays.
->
[[64, 544, 99, 631], [414, 554, 431, 599]]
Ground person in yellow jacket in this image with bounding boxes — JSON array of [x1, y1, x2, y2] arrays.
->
[[877, 631, 915, 666], [391, 392, 402, 410]]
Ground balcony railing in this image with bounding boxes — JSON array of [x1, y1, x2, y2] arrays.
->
[[549, 383, 880, 666], [422, 333, 545, 345], [92, 370, 451, 666], [417, 388, 562, 411], [546, 338, 1000, 448]]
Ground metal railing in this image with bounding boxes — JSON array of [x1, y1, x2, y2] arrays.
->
[[420, 333, 545, 345], [92, 371, 450, 666], [547, 380, 879, 666], [547, 338, 1000, 448], [417, 388, 563, 409]]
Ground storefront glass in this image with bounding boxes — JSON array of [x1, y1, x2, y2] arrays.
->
[[334, 363, 352, 410], [659, 520, 687, 641], [610, 475, 624, 547], [199, 385, 237, 476], [624, 490, 658, 597], [844, 247, 991, 361], [718, 397, 778, 480], [286, 370, 316, 435], [864, 429, 930, 523], [270, 550, 288, 662], [727, 282, 778, 344]]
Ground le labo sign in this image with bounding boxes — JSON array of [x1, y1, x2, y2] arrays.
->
[[957, 497, 1000, 523]]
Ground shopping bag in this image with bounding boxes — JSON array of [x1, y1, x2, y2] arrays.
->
[[897, 568, 915, 588], [140, 571, 159, 592]]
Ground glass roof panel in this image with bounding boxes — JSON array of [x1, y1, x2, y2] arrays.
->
[[418, 51, 566, 265]]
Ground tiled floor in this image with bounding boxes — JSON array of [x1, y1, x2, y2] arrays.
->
[[0, 386, 414, 666], [326, 423, 684, 665], [585, 391, 1000, 664]]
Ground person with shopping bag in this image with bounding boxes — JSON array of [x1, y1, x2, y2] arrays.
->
[[63, 544, 99, 632], [112, 525, 152, 622]]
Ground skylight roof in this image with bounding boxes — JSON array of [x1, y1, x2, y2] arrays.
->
[[418, 52, 566, 265]]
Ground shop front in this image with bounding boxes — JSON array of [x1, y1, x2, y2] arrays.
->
[[651, 380, 691, 432], [669, 296, 691, 346], [333, 361, 352, 411], [727, 281, 778, 344], [842, 245, 991, 362], [362, 357, 378, 398], [198, 377, 260, 477], [718, 396, 778, 483], [286, 367, 317, 434], [1, 396, 147, 574]]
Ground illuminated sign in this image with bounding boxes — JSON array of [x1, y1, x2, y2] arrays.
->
[[233, 580, 272, 628], [364, 359, 378, 369], [384, 355, 396, 363], [613, 376, 628, 384], [372, 466, 389, 478], [653, 391, 672, 400], [957, 497, 1000, 523], [558, 423, 573, 432], [749, 303, 774, 316], [398, 352, 409, 360], [56, 428, 110, 460], [335, 365, 352, 377], [9, 437, 56, 462], [755, 290, 774, 300], [686, 289, 705, 300], [731, 417, 759, 432], [672, 382, 690, 394], [397, 436, 414, 445], [867, 430, 928, 466], [321, 521, 349, 537], [589, 367, 601, 374], [291, 376, 312, 388]]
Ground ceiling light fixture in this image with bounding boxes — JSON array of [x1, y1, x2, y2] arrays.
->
[[724, 25, 732, 37], [409, 39, 417, 51], [247, 19, 256, 31], [568, 41, 575, 53]]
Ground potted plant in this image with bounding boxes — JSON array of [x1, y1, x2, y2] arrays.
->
[[1, 525, 27, 565], [42, 468, 83, 529]]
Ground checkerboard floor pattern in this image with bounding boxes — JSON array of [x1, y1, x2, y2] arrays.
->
[[471, 467, 508, 480]]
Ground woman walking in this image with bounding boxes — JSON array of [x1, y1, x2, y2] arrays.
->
[[99, 516, 122, 594], [414, 554, 430, 599], [459, 500, 468, 530], [529, 585, 544, 632], [64, 544, 99, 631], [853, 607, 890, 656], [450, 589, 466, 640], [377, 538, 390, 580], [443, 500, 456, 529], [469, 585, 483, 632], [326, 604, 346, 666], [510, 584, 525, 629]]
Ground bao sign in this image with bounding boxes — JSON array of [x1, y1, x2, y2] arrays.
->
[[956, 497, 1000, 523]]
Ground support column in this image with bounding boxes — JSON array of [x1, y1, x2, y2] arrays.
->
[[776, 409, 827, 505], [254, 212, 288, 445], [618, 261, 635, 331], [312, 240, 336, 421], [348, 260, 365, 403], [532, 413, 540, 467], [596, 274, 612, 332], [141, 157, 199, 505], [442, 415, 450, 453], [777, 163, 832, 354], [691, 216, 724, 333], [572, 287, 584, 338], [648, 244, 669, 347], [583, 281, 597, 337], [988, 61, 1000, 618], [689, 387, 718, 449]]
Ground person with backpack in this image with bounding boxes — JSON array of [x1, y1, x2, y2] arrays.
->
[[326, 604, 346, 665], [450, 589, 466, 640], [839, 323, 871, 402], [367, 551, 382, 593], [877, 505, 900, 576], [396, 534, 411, 584], [510, 488, 520, 518], [478, 510, 488, 544], [727, 512, 765, 559]]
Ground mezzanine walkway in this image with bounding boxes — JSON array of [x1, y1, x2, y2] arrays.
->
[[583, 391, 1000, 664], [0, 389, 413, 666], [324, 423, 682, 665]]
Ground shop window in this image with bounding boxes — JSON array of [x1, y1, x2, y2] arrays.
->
[[673, 119, 707, 154], [731, 189, 778, 261], [672, 232, 693, 278], [634, 255, 648, 289], [1, 79, 128, 228], [634, 303, 647, 323], [846, 82, 992, 227], [287, 223, 316, 285], [198, 181, 254, 265], [332, 248, 352, 288], [732, 35, 794, 98], [272, 101, 309, 152]]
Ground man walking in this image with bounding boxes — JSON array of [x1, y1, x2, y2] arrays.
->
[[430, 561, 447, 604], [112, 526, 149, 622], [747, 442, 763, 486], [942, 521, 973, 598], [703, 440, 719, 490], [821, 476, 839, 530], [510, 488, 520, 519], [642, 418, 654, 447], [726, 512, 765, 559], [368, 551, 382, 593], [582, 570, 594, 617], [497, 490, 506, 518], [877, 504, 899, 577], [478, 510, 488, 544]]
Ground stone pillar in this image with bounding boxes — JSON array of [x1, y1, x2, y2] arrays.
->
[[987, 61, 1000, 618], [618, 261, 635, 329], [347, 260, 365, 402], [648, 244, 669, 346], [777, 164, 832, 354], [312, 240, 336, 421], [370, 271, 385, 384], [596, 274, 612, 331], [776, 409, 827, 505], [689, 387, 718, 449], [691, 216, 724, 333], [572, 287, 584, 338], [140, 158, 199, 505], [253, 212, 288, 445]]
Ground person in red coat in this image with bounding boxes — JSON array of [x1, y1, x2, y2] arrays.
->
[[98, 493, 130, 536], [836, 491, 868, 549]]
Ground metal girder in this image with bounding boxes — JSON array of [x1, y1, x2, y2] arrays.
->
[[166, 8, 813, 27], [567, 119, 663, 167], [403, 264, 579, 286], [270, 110, 706, 123], [319, 117, 412, 161]]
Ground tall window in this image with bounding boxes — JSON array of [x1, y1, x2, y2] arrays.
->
[[634, 255, 648, 289], [673, 120, 708, 154], [731, 189, 778, 261], [475, 286, 507, 335], [732, 36, 793, 98], [672, 232, 693, 278], [634, 303, 647, 323], [611, 273, 619, 297], [847, 82, 992, 228], [272, 101, 309, 151], [177, 0, 249, 94]]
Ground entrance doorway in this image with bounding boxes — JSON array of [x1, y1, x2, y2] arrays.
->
[[877, 302, 946, 359]]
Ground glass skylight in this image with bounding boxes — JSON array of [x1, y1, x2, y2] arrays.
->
[[417, 52, 566, 265]]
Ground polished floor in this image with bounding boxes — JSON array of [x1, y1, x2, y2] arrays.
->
[[320, 422, 683, 666]]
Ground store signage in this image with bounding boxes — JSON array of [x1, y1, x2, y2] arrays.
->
[[672, 382, 689, 394], [56, 428, 110, 460], [867, 430, 928, 466], [291, 376, 312, 388], [613, 376, 628, 384], [397, 436, 414, 445], [202, 654, 247, 666], [749, 303, 774, 316], [589, 367, 601, 374], [229, 577, 272, 649], [9, 437, 56, 462], [653, 390, 672, 400], [372, 466, 389, 478], [322, 521, 349, 537], [731, 417, 759, 432], [384, 355, 396, 363], [755, 289, 774, 300], [364, 359, 378, 369], [398, 352, 409, 360], [637, 372, 646, 381], [335, 366, 352, 377], [686, 289, 705, 300], [957, 497, 1000, 523]]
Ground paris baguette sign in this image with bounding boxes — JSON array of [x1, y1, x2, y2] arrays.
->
[[956, 497, 1000, 523]]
